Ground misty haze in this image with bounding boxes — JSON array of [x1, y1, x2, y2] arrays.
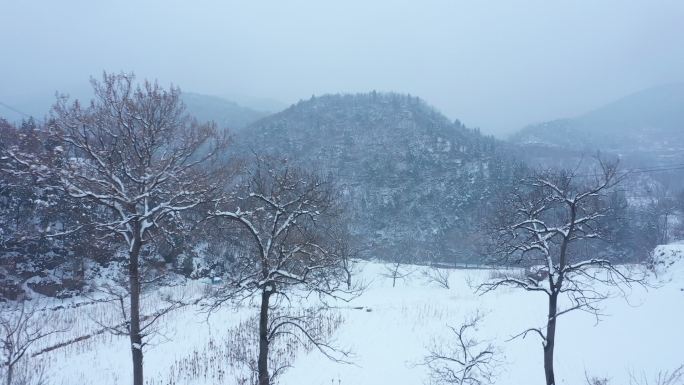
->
[[1, 2, 683, 385]]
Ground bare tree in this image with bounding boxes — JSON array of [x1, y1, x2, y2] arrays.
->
[[584, 373, 611, 385], [646, 182, 678, 244], [49, 72, 228, 385], [381, 252, 416, 288], [328, 225, 362, 291], [382, 261, 414, 288], [208, 159, 356, 385], [630, 366, 684, 385], [422, 253, 451, 289], [420, 312, 497, 385], [585, 365, 684, 385], [1, 301, 65, 385], [479, 159, 642, 385], [85, 277, 188, 353], [423, 267, 451, 289]]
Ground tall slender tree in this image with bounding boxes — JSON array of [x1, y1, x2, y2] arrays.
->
[[480, 159, 642, 385], [50, 72, 228, 385], [209, 158, 355, 385]]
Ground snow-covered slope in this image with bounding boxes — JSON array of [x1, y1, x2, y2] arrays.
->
[[649, 241, 684, 282], [29, 245, 684, 385], [509, 83, 684, 168], [282, 261, 684, 385]]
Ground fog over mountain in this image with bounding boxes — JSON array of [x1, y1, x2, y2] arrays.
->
[[512, 83, 684, 150], [510, 83, 684, 169], [182, 93, 269, 131]]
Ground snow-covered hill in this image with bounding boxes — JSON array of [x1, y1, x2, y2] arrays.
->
[[231, 92, 517, 261], [510, 83, 684, 169], [25, 244, 684, 385]]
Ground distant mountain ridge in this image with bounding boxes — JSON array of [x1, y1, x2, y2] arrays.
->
[[510, 83, 684, 165], [182, 93, 269, 131], [0, 91, 269, 132]]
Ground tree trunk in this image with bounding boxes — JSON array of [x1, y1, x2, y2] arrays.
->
[[544, 293, 558, 385], [258, 288, 272, 385], [6, 362, 13, 385], [392, 265, 399, 288], [129, 235, 144, 385]]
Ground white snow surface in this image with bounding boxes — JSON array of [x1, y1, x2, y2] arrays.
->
[[28, 244, 684, 385]]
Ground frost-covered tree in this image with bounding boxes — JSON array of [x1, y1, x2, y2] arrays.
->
[[209, 158, 355, 385], [421, 313, 497, 385], [645, 183, 679, 244], [49, 72, 228, 385], [1, 301, 65, 385], [0, 119, 47, 298], [0, 118, 88, 299], [480, 159, 642, 385], [381, 257, 415, 288], [235, 92, 523, 263]]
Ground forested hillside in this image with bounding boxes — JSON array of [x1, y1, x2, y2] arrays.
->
[[233, 93, 525, 261]]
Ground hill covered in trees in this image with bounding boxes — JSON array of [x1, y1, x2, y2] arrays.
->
[[233, 93, 523, 261], [1, 89, 669, 301]]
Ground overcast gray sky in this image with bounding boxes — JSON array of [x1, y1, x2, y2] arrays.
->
[[1, 0, 683, 136]]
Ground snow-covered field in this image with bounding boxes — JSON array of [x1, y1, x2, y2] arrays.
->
[[27, 244, 684, 385]]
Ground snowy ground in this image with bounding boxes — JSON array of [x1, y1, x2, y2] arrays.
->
[[26, 243, 684, 385]]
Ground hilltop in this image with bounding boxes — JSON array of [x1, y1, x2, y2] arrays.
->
[[233, 92, 520, 260]]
